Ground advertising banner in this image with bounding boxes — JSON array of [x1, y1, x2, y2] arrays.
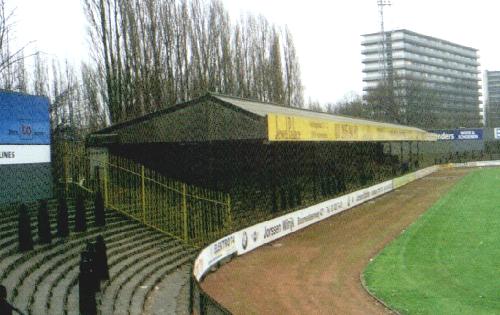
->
[[193, 233, 238, 280], [267, 113, 437, 142], [0, 92, 50, 145], [195, 169, 431, 281], [474, 161, 500, 167], [415, 166, 439, 179], [234, 194, 350, 258], [0, 91, 52, 204], [431, 129, 483, 141], [451, 161, 500, 168], [495, 128, 500, 139], [0, 145, 51, 165], [193, 180, 394, 281], [194, 168, 442, 281], [194, 162, 500, 282]]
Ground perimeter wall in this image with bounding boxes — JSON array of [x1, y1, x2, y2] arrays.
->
[[191, 160, 500, 314]]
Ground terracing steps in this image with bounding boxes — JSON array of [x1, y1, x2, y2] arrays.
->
[[0, 201, 196, 315]]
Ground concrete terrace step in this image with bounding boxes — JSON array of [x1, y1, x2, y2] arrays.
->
[[49, 263, 79, 315], [0, 210, 122, 261], [0, 204, 120, 244], [0, 206, 120, 246], [141, 263, 192, 315], [0, 208, 114, 240], [1, 198, 199, 315], [46, 227, 164, 315], [0, 202, 117, 239], [0, 200, 61, 223], [0, 199, 90, 227], [20, 224, 150, 315], [102, 237, 183, 290], [100, 243, 181, 311], [0, 215, 134, 302], [4, 231, 132, 311], [66, 285, 79, 315], [28, 227, 153, 315], [64, 236, 180, 315], [37, 227, 160, 312], [111, 249, 193, 315], [100, 242, 186, 315], [61, 235, 182, 315], [174, 264, 193, 315], [131, 257, 193, 315]]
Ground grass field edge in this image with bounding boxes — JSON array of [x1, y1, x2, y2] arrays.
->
[[358, 169, 480, 315], [360, 270, 401, 315]]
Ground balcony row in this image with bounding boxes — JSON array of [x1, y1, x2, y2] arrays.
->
[[364, 64, 480, 81], [362, 31, 478, 59], [363, 66, 480, 86], [363, 53, 480, 75], [362, 43, 480, 67], [363, 78, 482, 95]]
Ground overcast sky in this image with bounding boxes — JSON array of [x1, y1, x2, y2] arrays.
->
[[8, 0, 500, 104]]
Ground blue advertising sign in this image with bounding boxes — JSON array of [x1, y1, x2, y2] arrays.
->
[[431, 129, 483, 141], [0, 91, 52, 204], [0, 91, 50, 145]]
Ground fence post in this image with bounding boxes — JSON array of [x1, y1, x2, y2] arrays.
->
[[63, 146, 69, 194], [226, 194, 232, 232], [188, 267, 194, 315], [141, 166, 146, 222], [103, 166, 109, 208], [182, 183, 188, 243], [199, 291, 206, 315]]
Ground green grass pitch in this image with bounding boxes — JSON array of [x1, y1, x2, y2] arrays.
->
[[363, 168, 500, 315]]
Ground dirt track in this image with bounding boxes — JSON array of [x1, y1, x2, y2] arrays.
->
[[202, 168, 471, 315]]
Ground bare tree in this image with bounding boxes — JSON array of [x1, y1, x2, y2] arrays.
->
[[364, 75, 442, 128], [269, 29, 284, 104], [82, 0, 306, 124], [307, 98, 324, 112], [329, 92, 371, 119], [283, 27, 303, 107], [33, 52, 49, 96], [81, 63, 107, 131], [0, 0, 19, 73]]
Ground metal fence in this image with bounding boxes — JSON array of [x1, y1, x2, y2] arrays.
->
[[59, 142, 232, 248]]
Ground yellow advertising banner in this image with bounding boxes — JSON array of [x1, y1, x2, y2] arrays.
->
[[267, 113, 437, 142]]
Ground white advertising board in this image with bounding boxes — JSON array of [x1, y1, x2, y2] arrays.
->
[[193, 233, 238, 280], [495, 128, 500, 139], [415, 166, 439, 179], [472, 161, 500, 167], [0, 145, 51, 165], [193, 179, 394, 281], [451, 161, 500, 168], [192, 161, 500, 281]]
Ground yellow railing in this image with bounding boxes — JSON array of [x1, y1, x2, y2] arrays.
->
[[60, 144, 232, 248]]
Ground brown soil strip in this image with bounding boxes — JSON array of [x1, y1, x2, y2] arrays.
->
[[202, 168, 471, 315]]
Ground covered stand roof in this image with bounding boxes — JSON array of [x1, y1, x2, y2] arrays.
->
[[89, 93, 437, 145]]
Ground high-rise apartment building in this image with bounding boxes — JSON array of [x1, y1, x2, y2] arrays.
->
[[362, 29, 481, 128], [484, 71, 500, 127]]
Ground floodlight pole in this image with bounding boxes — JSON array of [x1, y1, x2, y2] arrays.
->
[[378, 0, 392, 82]]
